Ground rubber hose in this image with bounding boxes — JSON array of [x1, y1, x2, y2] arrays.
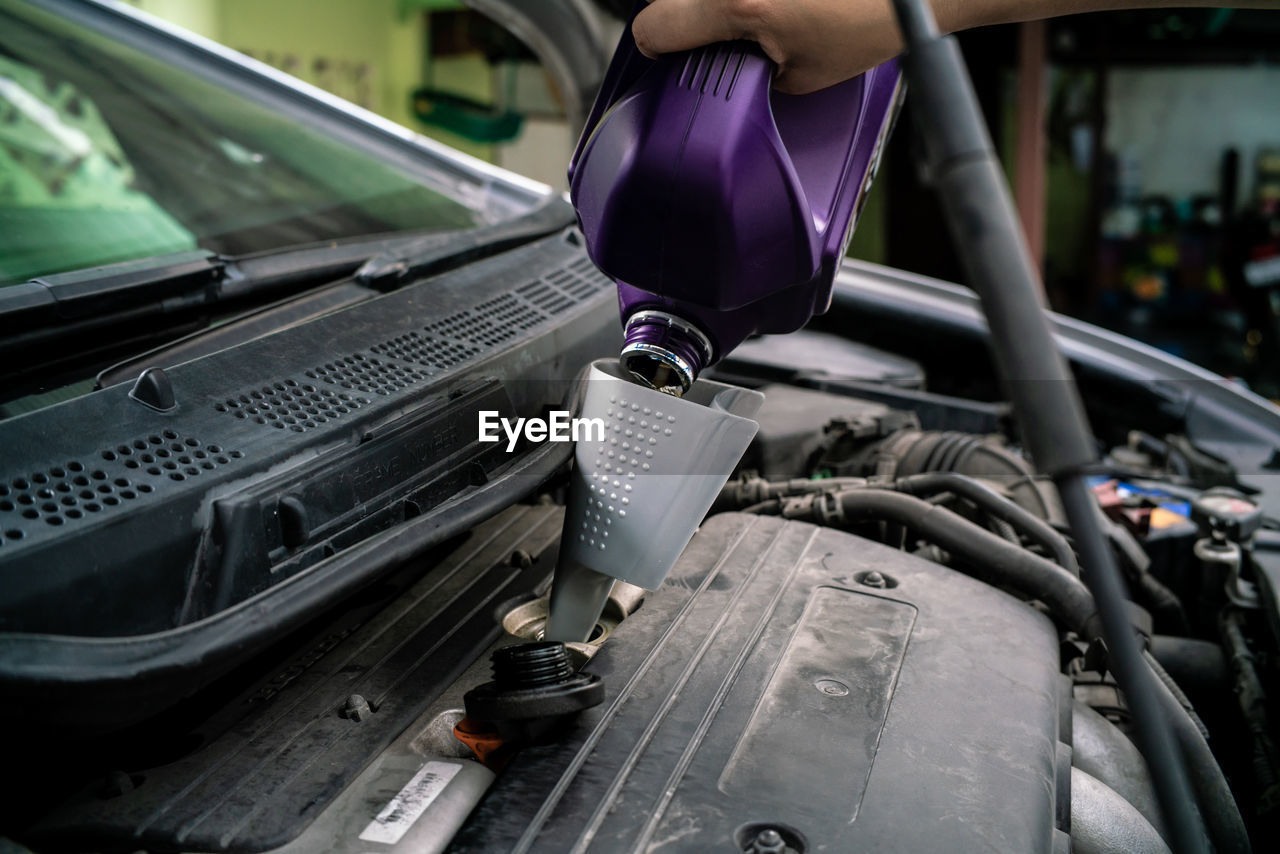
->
[[711, 476, 866, 515], [718, 473, 1081, 578], [1143, 651, 1251, 853], [893, 472, 1081, 577], [1146, 649, 1211, 741], [1071, 767, 1171, 854], [1134, 573, 1191, 636], [1149, 637, 1229, 703], [990, 515, 1022, 545]]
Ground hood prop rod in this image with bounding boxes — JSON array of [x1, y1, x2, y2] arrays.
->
[[887, 1, 1209, 851]]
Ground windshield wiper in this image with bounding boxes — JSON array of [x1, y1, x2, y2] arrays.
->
[[0, 197, 579, 403], [0, 240, 378, 391], [2, 197, 575, 335], [0, 239, 361, 352]]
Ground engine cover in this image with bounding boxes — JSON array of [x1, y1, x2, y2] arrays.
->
[[452, 512, 1072, 853]]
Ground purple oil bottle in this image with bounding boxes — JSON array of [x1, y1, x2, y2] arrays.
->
[[568, 12, 903, 395]]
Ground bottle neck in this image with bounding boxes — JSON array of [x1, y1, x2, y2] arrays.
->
[[619, 310, 714, 397]]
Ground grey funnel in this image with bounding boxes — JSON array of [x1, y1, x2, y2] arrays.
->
[[545, 359, 763, 642]]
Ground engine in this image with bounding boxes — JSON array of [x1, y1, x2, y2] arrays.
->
[[18, 333, 1277, 854], [449, 358, 1274, 853]]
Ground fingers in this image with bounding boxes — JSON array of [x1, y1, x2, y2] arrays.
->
[[629, 0, 904, 94], [632, 0, 756, 58]]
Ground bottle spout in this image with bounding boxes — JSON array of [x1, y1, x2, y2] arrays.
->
[[620, 310, 714, 397]]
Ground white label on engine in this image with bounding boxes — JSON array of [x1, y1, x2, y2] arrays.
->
[[358, 760, 462, 845]]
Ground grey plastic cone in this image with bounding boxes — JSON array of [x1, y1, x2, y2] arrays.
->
[[544, 360, 763, 642]]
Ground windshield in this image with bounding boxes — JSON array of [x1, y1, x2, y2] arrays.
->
[[0, 0, 482, 288]]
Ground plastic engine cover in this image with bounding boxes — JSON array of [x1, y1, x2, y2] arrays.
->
[[452, 512, 1071, 853]]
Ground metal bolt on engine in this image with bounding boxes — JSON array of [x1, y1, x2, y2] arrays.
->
[[341, 694, 372, 722], [99, 770, 137, 799], [748, 828, 787, 854], [816, 679, 851, 697]]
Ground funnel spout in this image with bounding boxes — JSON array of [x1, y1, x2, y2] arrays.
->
[[544, 560, 615, 643]]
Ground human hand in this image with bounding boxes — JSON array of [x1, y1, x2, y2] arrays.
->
[[630, 0, 1277, 94], [631, 0, 946, 94]]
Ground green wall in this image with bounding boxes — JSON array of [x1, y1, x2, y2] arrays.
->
[[127, 0, 219, 37], [125, 0, 495, 160]]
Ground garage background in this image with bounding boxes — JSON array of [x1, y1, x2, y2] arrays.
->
[[124, 0, 1280, 398]]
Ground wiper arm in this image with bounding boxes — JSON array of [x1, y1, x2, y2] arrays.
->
[[354, 196, 575, 290], [1, 230, 425, 341], [0, 241, 383, 384], [1, 250, 225, 339], [0, 239, 373, 348]]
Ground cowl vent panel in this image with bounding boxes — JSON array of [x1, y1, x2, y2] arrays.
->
[[0, 430, 241, 536], [214, 379, 369, 432]]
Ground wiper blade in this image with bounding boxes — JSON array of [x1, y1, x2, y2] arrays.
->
[[0, 237, 409, 397], [1, 232, 412, 339]]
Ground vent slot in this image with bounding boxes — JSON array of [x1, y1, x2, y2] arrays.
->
[[423, 308, 520, 348], [370, 332, 481, 371], [0, 430, 240, 535], [354, 258, 614, 384], [559, 257, 612, 299], [215, 379, 368, 432], [517, 280, 575, 315], [474, 293, 547, 333], [305, 353, 427, 396], [523, 259, 610, 315]]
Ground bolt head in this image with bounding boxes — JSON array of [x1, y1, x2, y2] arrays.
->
[[99, 770, 136, 799], [816, 679, 850, 697], [341, 694, 372, 721], [750, 827, 787, 854]]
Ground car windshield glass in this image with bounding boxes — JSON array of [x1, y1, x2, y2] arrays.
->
[[0, 1, 482, 288]]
